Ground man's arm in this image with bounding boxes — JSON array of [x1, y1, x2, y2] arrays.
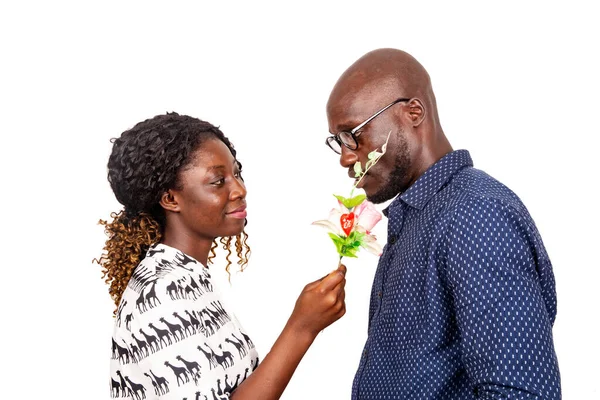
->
[[445, 197, 560, 399]]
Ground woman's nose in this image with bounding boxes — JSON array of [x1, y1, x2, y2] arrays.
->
[[230, 178, 247, 200]]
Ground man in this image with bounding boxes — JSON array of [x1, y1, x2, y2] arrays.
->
[[325, 49, 560, 399]]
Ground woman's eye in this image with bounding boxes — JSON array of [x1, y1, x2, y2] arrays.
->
[[212, 178, 225, 185]]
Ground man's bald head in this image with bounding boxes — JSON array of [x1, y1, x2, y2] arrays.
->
[[327, 48, 438, 127]]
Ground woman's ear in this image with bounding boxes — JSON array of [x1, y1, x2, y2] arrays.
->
[[406, 98, 426, 127], [159, 190, 180, 213]]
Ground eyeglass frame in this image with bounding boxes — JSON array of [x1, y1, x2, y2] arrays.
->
[[326, 97, 411, 154]]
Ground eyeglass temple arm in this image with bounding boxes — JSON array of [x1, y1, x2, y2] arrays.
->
[[351, 98, 411, 134]]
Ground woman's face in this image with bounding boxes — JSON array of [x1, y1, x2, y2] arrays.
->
[[170, 138, 247, 241]]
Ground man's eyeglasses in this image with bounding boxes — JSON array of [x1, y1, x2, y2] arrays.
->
[[326, 97, 411, 154]]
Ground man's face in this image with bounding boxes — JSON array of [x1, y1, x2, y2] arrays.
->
[[327, 94, 413, 204]]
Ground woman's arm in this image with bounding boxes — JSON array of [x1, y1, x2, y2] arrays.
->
[[230, 265, 346, 400]]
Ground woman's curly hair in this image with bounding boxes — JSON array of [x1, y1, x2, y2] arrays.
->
[[95, 112, 250, 313]]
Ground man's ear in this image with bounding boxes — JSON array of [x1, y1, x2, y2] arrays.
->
[[159, 190, 180, 213], [405, 98, 426, 127]]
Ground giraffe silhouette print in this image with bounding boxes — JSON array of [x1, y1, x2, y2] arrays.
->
[[111, 243, 258, 399]]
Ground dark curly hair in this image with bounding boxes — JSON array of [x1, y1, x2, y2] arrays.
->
[[95, 112, 251, 313]]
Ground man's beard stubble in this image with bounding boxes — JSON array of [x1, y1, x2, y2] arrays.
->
[[368, 134, 411, 204]]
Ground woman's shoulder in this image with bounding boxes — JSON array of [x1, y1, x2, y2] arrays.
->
[[114, 246, 217, 332]]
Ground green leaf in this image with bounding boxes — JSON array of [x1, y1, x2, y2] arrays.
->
[[368, 150, 382, 160], [328, 233, 346, 256], [353, 161, 363, 177], [333, 194, 349, 205], [329, 232, 368, 258], [343, 232, 365, 257], [341, 246, 359, 258], [344, 194, 366, 209], [328, 232, 344, 242], [348, 230, 366, 243], [333, 193, 366, 209]]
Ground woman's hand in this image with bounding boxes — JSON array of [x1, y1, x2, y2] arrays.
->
[[286, 264, 347, 339], [229, 264, 347, 400]]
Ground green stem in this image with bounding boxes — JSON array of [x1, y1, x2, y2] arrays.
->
[[350, 130, 392, 197]]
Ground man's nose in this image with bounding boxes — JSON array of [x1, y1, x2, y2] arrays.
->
[[339, 145, 359, 168]]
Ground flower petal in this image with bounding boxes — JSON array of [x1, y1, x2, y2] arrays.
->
[[336, 200, 350, 214], [328, 207, 343, 221], [360, 234, 383, 256], [312, 219, 343, 236], [354, 200, 367, 216], [356, 201, 382, 232]]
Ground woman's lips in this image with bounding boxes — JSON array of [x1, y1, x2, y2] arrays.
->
[[227, 207, 247, 219]]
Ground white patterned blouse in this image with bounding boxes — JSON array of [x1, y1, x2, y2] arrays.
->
[[110, 243, 259, 400]]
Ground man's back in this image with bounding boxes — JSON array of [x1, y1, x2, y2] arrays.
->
[[353, 150, 560, 399]]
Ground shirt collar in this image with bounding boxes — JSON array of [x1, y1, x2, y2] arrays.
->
[[383, 150, 473, 216], [148, 242, 207, 269]]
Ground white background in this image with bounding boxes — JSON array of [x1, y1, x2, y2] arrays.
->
[[1, 1, 599, 399]]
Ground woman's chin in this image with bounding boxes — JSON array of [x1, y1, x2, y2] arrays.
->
[[221, 222, 246, 238]]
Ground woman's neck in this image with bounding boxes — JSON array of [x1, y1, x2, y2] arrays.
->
[[160, 227, 211, 267]]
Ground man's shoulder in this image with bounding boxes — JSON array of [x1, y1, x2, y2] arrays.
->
[[445, 167, 526, 214], [425, 166, 539, 236]]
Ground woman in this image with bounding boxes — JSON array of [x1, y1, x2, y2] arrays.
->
[[97, 112, 346, 400]]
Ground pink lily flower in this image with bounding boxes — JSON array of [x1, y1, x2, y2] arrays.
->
[[353, 200, 382, 233], [312, 200, 383, 256]]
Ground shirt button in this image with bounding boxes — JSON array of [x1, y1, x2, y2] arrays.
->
[[378, 291, 382, 298], [363, 350, 367, 357], [389, 236, 397, 244]]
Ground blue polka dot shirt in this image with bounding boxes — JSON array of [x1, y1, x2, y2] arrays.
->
[[352, 150, 561, 399]]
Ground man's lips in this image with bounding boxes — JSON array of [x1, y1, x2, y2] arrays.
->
[[350, 170, 367, 188], [354, 176, 366, 189]]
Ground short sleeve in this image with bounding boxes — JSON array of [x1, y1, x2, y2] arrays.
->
[[110, 266, 258, 400]]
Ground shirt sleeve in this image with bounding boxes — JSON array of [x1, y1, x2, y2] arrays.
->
[[444, 197, 561, 399]]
